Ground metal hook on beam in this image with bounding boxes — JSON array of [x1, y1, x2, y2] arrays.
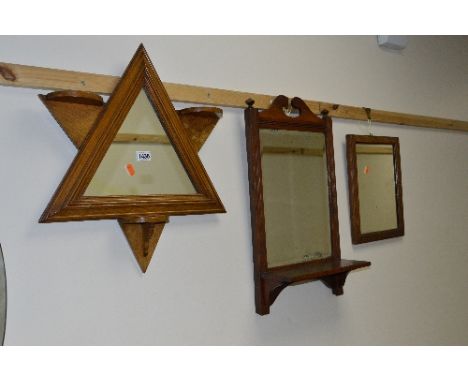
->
[[363, 107, 373, 136]]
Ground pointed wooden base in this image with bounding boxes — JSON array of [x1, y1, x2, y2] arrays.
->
[[118, 216, 169, 273]]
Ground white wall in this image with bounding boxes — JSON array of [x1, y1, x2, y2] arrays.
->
[[0, 36, 467, 345]]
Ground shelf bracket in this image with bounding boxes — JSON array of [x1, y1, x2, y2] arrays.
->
[[320, 272, 349, 296]]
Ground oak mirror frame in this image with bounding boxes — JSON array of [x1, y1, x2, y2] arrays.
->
[[245, 96, 370, 315], [346, 134, 404, 244], [39, 44, 225, 272]]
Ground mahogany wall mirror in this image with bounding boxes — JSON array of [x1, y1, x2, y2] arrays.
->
[[39, 44, 225, 272], [346, 135, 404, 244], [245, 96, 370, 315]]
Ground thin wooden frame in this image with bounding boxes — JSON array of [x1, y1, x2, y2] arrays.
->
[[0, 244, 6, 346], [346, 134, 404, 244], [245, 96, 370, 315], [40, 44, 224, 223]]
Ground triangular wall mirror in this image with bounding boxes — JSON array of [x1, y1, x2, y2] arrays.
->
[[39, 44, 225, 272]]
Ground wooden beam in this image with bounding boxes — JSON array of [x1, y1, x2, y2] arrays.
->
[[0, 62, 119, 94], [1, 61, 467, 133]]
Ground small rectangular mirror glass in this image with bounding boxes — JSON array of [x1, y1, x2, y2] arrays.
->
[[346, 135, 404, 244], [356, 143, 397, 234], [260, 129, 331, 267]]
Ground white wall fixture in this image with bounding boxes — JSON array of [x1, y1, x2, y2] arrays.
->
[[377, 36, 408, 50]]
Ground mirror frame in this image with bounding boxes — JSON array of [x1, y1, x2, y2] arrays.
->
[[40, 44, 224, 223], [39, 44, 225, 272], [245, 96, 370, 315], [346, 134, 404, 244], [245, 95, 341, 268]]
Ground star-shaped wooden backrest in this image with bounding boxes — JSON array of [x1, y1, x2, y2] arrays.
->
[[40, 44, 225, 224]]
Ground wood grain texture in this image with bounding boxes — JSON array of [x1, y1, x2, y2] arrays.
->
[[39, 44, 226, 273], [177, 107, 223, 152], [39, 93, 104, 148], [244, 103, 269, 314], [1, 61, 467, 132], [346, 134, 405, 244], [0, 61, 119, 93], [40, 44, 225, 223], [119, 216, 168, 273], [245, 96, 370, 315], [262, 259, 371, 284], [263, 258, 371, 296], [40, 89, 224, 272], [40, 90, 223, 150]]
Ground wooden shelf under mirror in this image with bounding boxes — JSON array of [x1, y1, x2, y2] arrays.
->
[[38, 44, 225, 273], [245, 95, 370, 315], [262, 259, 370, 301]]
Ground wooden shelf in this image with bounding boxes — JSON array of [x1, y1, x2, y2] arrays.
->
[[257, 258, 371, 315], [262, 259, 371, 285]]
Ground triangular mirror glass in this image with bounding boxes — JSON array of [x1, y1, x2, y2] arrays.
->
[[84, 89, 197, 196]]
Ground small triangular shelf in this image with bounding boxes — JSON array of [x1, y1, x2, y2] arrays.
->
[[39, 90, 105, 148], [119, 216, 168, 273], [39, 44, 225, 272]]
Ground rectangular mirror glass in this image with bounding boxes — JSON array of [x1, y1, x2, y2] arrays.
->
[[356, 143, 397, 234], [346, 135, 404, 244], [260, 129, 331, 267]]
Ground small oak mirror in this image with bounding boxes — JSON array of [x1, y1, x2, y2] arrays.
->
[[346, 135, 404, 244], [84, 89, 198, 197], [245, 96, 370, 315]]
